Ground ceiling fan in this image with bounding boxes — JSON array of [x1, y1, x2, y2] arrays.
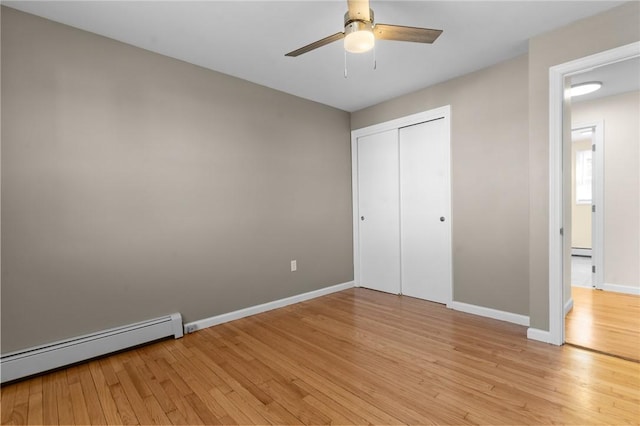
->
[[285, 0, 442, 57]]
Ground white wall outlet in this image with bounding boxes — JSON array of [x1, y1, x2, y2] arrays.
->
[[291, 260, 297, 272]]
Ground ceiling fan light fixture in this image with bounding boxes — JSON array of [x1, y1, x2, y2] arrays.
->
[[344, 21, 374, 53]]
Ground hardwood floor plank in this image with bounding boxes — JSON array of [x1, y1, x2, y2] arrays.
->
[[292, 378, 369, 425], [165, 409, 189, 425], [167, 349, 231, 420], [133, 363, 176, 415], [26, 378, 43, 425], [226, 323, 410, 424], [207, 387, 253, 425], [223, 390, 273, 425], [8, 380, 29, 425], [97, 359, 120, 387], [68, 381, 90, 425], [159, 381, 205, 425], [115, 367, 153, 425], [108, 383, 139, 425], [52, 371, 74, 425], [566, 287, 640, 361], [40, 373, 58, 426], [77, 364, 108, 425], [252, 316, 466, 424], [257, 378, 331, 425], [2, 288, 639, 425], [141, 395, 172, 425], [1, 379, 17, 425], [182, 393, 221, 425], [88, 362, 123, 425]]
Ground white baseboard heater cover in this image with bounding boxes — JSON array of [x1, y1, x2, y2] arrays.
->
[[1, 313, 183, 383]]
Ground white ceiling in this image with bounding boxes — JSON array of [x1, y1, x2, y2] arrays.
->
[[3, 1, 629, 112], [570, 56, 640, 103]]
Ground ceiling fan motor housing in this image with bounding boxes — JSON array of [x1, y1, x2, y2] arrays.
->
[[343, 9, 375, 53], [344, 19, 373, 36], [344, 9, 374, 27]]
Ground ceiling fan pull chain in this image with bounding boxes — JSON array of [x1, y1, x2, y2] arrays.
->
[[344, 49, 348, 78], [373, 44, 377, 70]]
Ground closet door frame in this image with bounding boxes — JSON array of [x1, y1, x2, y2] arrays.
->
[[351, 105, 452, 294]]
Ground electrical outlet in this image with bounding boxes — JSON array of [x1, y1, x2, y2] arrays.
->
[[291, 260, 297, 272], [185, 324, 197, 334]]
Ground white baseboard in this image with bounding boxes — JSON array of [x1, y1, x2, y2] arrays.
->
[[602, 283, 640, 295], [564, 298, 574, 316], [183, 281, 355, 334], [571, 248, 592, 257], [1, 313, 183, 383], [571, 282, 593, 289], [447, 301, 530, 326], [527, 328, 554, 344]]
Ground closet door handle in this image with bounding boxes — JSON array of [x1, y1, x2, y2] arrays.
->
[[440, 217, 445, 222], [361, 216, 365, 221]]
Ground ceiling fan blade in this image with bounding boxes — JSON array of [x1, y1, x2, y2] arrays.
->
[[347, 0, 371, 21], [285, 32, 345, 57], [374, 24, 443, 44]]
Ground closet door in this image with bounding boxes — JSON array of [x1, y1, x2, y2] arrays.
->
[[357, 129, 401, 294], [400, 119, 451, 304]]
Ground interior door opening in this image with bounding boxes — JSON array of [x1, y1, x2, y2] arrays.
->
[[561, 56, 640, 362], [545, 41, 639, 347]]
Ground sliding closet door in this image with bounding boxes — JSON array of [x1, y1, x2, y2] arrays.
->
[[357, 129, 401, 294], [400, 119, 451, 304]]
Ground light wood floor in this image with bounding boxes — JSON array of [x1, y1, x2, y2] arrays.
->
[[2, 288, 639, 425], [566, 286, 640, 362]]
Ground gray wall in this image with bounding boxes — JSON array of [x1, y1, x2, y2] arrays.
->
[[352, 55, 530, 316], [3, 3, 639, 354], [527, 1, 640, 330], [1, 7, 353, 353]]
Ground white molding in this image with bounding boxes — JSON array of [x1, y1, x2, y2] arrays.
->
[[183, 281, 354, 334], [527, 328, 553, 344], [572, 120, 604, 289], [351, 130, 361, 288], [564, 298, 574, 316], [447, 301, 530, 326], [602, 283, 640, 296], [571, 248, 591, 257], [592, 121, 605, 290], [548, 60, 566, 346], [351, 106, 451, 139], [1, 313, 183, 383], [571, 282, 593, 289], [548, 41, 640, 347]]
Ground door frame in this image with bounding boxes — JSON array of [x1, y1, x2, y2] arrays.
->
[[547, 41, 639, 346], [571, 121, 604, 290], [351, 105, 452, 294]]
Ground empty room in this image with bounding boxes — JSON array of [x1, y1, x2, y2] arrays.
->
[[1, 1, 639, 425]]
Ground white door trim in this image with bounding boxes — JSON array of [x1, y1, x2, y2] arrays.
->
[[351, 106, 451, 292], [572, 121, 604, 290], [546, 41, 639, 346]]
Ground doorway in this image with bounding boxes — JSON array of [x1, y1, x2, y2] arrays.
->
[[564, 58, 640, 361], [548, 42, 640, 354], [569, 122, 604, 291]]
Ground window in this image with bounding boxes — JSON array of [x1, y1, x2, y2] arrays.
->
[[576, 149, 592, 204]]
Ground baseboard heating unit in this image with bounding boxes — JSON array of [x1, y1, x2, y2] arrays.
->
[[1, 313, 183, 383]]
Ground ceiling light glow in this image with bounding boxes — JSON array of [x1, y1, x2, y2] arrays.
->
[[344, 21, 374, 53], [570, 81, 602, 97], [344, 30, 375, 53]]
